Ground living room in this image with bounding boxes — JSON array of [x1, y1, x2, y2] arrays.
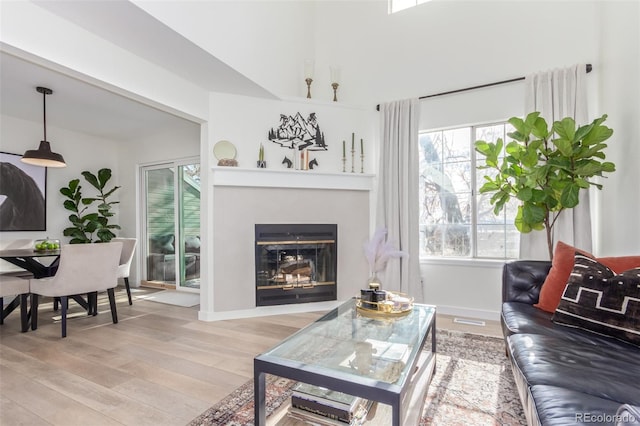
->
[[2, 0, 637, 321], [0, 1, 638, 424]]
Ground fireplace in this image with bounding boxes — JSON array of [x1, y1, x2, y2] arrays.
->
[[255, 224, 337, 306]]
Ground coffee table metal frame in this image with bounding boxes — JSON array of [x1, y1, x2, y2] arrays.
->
[[254, 298, 436, 426]]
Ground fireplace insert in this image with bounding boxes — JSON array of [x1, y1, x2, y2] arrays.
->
[[255, 224, 337, 306]]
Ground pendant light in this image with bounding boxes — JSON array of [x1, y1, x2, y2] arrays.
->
[[21, 86, 67, 168]]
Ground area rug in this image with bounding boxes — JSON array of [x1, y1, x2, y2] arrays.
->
[[188, 329, 526, 425], [136, 290, 200, 307]]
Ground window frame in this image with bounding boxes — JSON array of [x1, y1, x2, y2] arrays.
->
[[418, 120, 518, 261]]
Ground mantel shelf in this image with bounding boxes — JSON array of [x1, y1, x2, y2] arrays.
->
[[211, 167, 375, 191]]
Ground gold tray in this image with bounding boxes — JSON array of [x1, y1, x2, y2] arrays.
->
[[355, 292, 413, 318]]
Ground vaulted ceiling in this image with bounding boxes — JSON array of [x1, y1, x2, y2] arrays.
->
[[0, 0, 275, 142]]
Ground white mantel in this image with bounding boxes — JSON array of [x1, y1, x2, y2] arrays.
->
[[211, 167, 375, 191]]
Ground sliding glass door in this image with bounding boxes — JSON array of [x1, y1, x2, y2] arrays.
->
[[141, 159, 200, 292]]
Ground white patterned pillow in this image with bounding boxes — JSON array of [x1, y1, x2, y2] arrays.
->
[[552, 254, 640, 346]]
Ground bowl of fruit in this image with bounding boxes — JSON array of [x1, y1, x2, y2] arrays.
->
[[34, 238, 60, 252]]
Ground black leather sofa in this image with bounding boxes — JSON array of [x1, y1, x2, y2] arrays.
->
[[502, 260, 640, 426]]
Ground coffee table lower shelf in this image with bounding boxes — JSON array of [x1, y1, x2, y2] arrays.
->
[[267, 353, 436, 426]]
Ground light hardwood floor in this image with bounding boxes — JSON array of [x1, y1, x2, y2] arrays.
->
[[0, 287, 501, 426]]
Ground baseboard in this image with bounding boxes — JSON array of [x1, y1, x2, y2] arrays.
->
[[435, 304, 500, 322], [198, 299, 343, 322]]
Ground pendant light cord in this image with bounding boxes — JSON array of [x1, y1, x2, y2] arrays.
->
[[42, 89, 47, 141]]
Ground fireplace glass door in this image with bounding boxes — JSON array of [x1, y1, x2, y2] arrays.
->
[[255, 224, 337, 306]]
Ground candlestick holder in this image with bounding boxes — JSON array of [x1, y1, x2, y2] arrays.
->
[[331, 83, 339, 102], [305, 78, 313, 99], [342, 156, 346, 173], [351, 148, 355, 173], [360, 154, 364, 173]]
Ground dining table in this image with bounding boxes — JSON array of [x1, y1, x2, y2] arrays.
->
[[0, 248, 61, 278]]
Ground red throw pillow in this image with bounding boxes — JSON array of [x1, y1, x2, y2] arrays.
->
[[534, 241, 594, 313], [535, 241, 640, 313]]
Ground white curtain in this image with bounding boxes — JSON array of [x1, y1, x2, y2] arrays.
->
[[376, 99, 423, 302], [520, 64, 591, 259]]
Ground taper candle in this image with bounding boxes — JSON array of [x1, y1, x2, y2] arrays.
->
[[360, 138, 363, 155], [343, 140, 346, 157], [352, 133, 354, 151]]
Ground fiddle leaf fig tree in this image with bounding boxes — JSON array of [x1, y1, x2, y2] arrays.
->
[[60, 168, 120, 243], [475, 112, 615, 260]]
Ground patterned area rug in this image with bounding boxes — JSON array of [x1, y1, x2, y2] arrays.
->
[[189, 330, 526, 426]]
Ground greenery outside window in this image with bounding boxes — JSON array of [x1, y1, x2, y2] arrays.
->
[[419, 122, 520, 259]]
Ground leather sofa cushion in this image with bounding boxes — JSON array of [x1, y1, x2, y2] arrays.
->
[[502, 302, 638, 351], [508, 333, 640, 406], [529, 385, 627, 426], [502, 260, 551, 304]]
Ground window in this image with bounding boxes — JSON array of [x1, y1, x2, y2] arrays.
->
[[389, 0, 432, 14], [419, 122, 520, 259]]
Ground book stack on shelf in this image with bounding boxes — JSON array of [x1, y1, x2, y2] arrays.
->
[[288, 383, 372, 425]]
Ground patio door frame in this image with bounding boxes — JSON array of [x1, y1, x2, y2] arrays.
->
[[139, 157, 200, 293]]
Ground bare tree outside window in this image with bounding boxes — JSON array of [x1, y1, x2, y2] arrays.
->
[[419, 122, 519, 259]]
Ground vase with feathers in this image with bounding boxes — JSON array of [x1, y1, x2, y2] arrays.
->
[[363, 228, 407, 289]]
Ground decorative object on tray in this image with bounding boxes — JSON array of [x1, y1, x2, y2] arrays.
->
[[34, 237, 60, 252], [363, 227, 407, 289], [213, 140, 238, 167], [356, 290, 414, 318]]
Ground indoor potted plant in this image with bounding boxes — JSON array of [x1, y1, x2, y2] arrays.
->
[[474, 112, 615, 260], [60, 168, 120, 243]]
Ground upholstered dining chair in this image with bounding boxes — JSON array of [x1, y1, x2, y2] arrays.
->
[[30, 242, 122, 338], [112, 238, 137, 305], [0, 275, 30, 332]]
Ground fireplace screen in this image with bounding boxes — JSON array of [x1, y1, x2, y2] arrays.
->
[[255, 224, 337, 306]]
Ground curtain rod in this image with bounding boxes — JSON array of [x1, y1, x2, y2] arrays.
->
[[375, 64, 592, 111]]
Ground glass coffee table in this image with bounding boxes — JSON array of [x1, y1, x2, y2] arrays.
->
[[254, 298, 436, 425]]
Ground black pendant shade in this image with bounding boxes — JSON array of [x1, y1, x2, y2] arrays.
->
[[21, 86, 66, 168]]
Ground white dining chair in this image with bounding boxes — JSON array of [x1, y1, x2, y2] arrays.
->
[[112, 238, 137, 305], [30, 242, 122, 338], [0, 275, 30, 332]]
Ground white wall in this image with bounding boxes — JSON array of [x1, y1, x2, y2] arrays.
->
[[0, 115, 119, 268], [208, 93, 375, 173], [593, 0, 640, 256], [133, 0, 316, 99]]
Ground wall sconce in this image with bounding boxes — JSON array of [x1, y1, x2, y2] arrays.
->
[[330, 66, 341, 102], [21, 87, 66, 168], [304, 59, 314, 99]]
